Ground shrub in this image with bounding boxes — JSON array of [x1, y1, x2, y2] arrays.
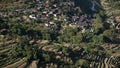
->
[[75, 59, 89, 68]]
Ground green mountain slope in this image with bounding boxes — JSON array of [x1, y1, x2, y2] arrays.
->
[[0, 0, 120, 68]]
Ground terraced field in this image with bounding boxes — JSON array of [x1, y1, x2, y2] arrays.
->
[[101, 0, 120, 16], [0, 37, 119, 68]]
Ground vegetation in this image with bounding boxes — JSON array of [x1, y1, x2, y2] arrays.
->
[[0, 0, 120, 68]]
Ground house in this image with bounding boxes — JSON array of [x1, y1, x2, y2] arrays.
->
[[69, 23, 77, 28], [49, 21, 55, 25], [81, 28, 86, 33], [49, 11, 53, 14], [45, 23, 49, 27], [54, 17, 58, 20], [42, 11, 47, 14], [107, 19, 116, 26], [53, 4, 57, 8], [29, 15, 37, 20], [53, 14, 57, 17]]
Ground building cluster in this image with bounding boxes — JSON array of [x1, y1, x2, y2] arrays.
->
[[0, 0, 96, 33]]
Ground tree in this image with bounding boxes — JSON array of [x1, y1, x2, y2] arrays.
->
[[62, 46, 69, 55], [94, 13, 104, 34], [82, 30, 94, 42], [75, 59, 89, 68], [63, 27, 78, 43], [92, 34, 103, 44], [43, 54, 51, 62], [103, 29, 114, 42], [63, 27, 77, 36], [57, 36, 63, 43], [75, 33, 83, 44], [44, 34, 51, 41], [71, 36, 76, 44], [24, 45, 33, 59]]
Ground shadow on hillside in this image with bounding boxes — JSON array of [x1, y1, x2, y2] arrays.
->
[[74, 0, 92, 14], [73, 0, 102, 14], [113, 38, 120, 44]]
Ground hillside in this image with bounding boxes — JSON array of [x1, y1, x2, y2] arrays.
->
[[0, 0, 120, 68], [101, 0, 120, 16]]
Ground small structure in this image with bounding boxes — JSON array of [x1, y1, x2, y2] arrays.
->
[[49, 21, 54, 25], [45, 23, 49, 27], [29, 15, 37, 20], [54, 17, 58, 20], [49, 11, 53, 14], [53, 4, 57, 8], [106, 19, 116, 26], [42, 11, 47, 14]]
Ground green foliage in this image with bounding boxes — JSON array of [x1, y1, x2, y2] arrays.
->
[[94, 13, 104, 34], [103, 29, 114, 42], [43, 54, 51, 62], [59, 45, 69, 55], [92, 34, 103, 44], [62, 27, 78, 43], [11, 44, 37, 60], [57, 36, 63, 43], [44, 34, 51, 41], [84, 42, 100, 53], [71, 32, 83, 44], [58, 27, 83, 44], [24, 45, 33, 59], [62, 47, 69, 55], [76, 33, 83, 43], [42, 29, 58, 41], [82, 30, 94, 42], [63, 27, 78, 36], [99, 11, 106, 18], [75, 59, 89, 67], [11, 36, 37, 60]]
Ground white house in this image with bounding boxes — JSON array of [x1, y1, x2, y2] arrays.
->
[[29, 15, 37, 20]]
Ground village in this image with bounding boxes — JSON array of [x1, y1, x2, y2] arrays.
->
[[0, 0, 96, 33], [0, 0, 120, 68], [0, 0, 119, 34]]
